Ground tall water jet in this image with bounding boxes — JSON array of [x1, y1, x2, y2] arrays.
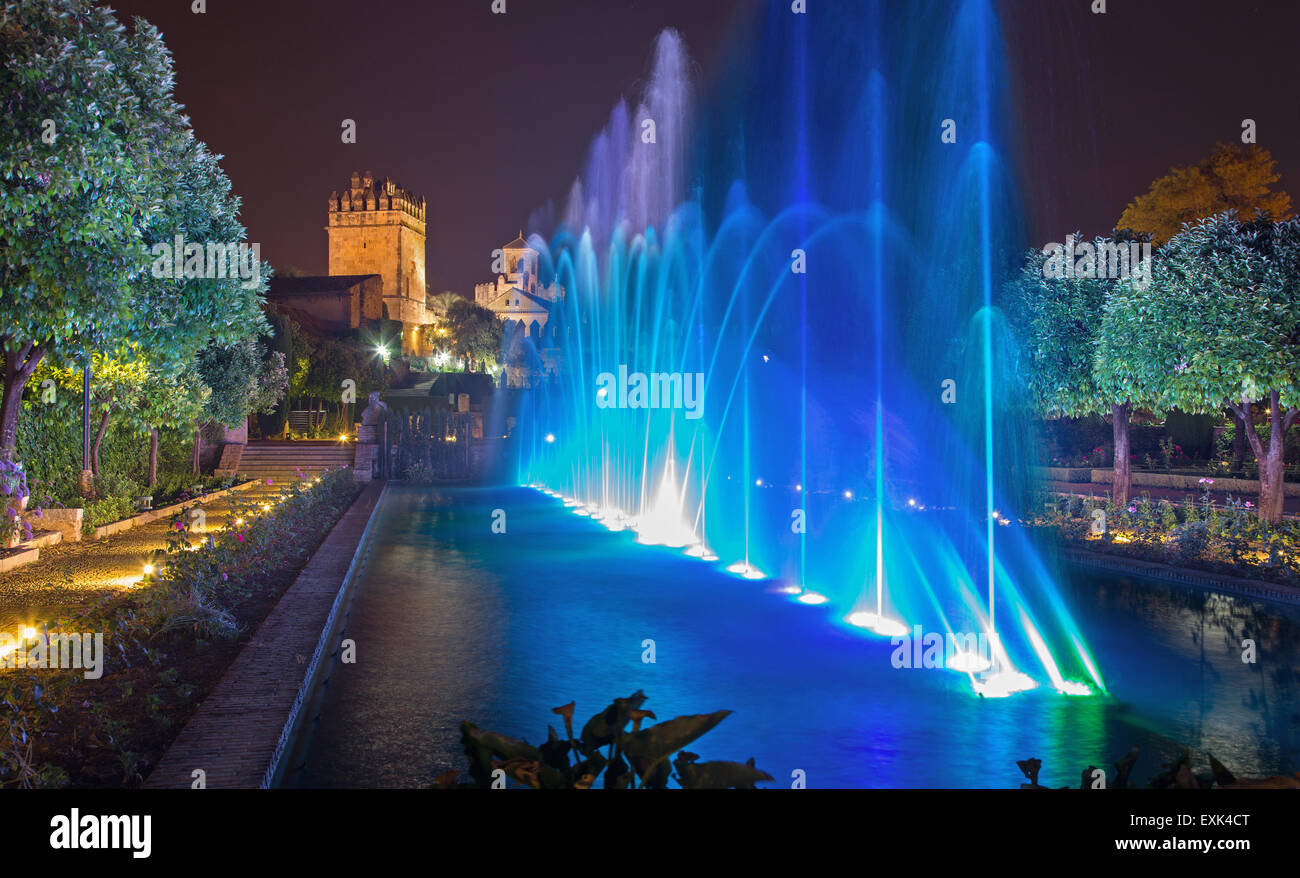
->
[[508, 2, 1097, 698]]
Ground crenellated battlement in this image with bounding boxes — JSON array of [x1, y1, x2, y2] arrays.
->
[[326, 171, 428, 347], [328, 170, 426, 223]]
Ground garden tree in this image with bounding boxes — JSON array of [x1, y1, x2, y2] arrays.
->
[[1092, 249, 1179, 507], [198, 338, 287, 429], [0, 0, 173, 455], [445, 300, 504, 372], [132, 360, 206, 487], [1117, 144, 1291, 245], [197, 338, 287, 470], [1140, 213, 1300, 523], [1118, 144, 1292, 455], [0, 2, 270, 464], [1004, 234, 1157, 504], [34, 349, 147, 477], [427, 291, 462, 318], [285, 326, 388, 435]]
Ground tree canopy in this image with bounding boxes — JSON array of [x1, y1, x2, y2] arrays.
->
[[0, 0, 272, 461], [1117, 144, 1291, 245]]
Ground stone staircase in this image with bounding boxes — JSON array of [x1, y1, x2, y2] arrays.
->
[[229, 441, 356, 483]]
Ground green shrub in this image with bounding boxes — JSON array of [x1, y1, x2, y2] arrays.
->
[[82, 496, 137, 530], [1171, 521, 1210, 562]]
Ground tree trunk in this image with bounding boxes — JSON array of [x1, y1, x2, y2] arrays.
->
[[148, 428, 159, 488], [0, 341, 46, 458], [192, 427, 200, 477], [1111, 402, 1132, 506], [1232, 392, 1293, 525], [90, 406, 111, 476], [1227, 406, 1247, 472]]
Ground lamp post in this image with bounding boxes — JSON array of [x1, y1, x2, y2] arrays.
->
[[78, 359, 93, 497]]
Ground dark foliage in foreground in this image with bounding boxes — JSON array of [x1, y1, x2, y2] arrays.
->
[[1017, 747, 1300, 789], [438, 691, 772, 789]]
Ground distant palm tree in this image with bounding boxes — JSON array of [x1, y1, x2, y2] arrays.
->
[[428, 290, 462, 317]]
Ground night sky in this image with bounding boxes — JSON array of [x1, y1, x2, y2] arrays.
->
[[107, 0, 1299, 295]]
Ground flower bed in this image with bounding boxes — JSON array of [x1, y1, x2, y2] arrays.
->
[[1029, 486, 1300, 589], [0, 468, 361, 788]]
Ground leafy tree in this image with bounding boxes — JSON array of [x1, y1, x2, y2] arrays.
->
[[1137, 213, 1300, 523], [133, 360, 206, 486], [1118, 144, 1291, 245], [427, 291, 463, 317], [283, 322, 388, 435], [0, 1, 270, 464], [445, 300, 504, 372], [197, 339, 287, 430], [0, 0, 169, 453], [1005, 235, 1156, 504]]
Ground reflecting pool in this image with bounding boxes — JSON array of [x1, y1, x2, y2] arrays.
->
[[293, 486, 1300, 789]]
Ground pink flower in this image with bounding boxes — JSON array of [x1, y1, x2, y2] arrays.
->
[[266, 478, 274, 486], [1127, 505, 1136, 513], [1245, 501, 1254, 508], [236, 533, 245, 543]]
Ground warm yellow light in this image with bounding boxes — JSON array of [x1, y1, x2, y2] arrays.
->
[[142, 563, 155, 576], [22, 627, 36, 640]]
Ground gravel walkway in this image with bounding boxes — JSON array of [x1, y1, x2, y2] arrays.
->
[[0, 481, 283, 632]]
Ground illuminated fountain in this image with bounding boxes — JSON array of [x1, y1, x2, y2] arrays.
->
[[507, 2, 1101, 699]]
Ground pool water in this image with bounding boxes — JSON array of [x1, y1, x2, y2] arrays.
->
[[293, 485, 1300, 789]]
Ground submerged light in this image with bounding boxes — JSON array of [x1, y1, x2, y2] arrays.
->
[[971, 670, 1037, 698], [725, 562, 766, 579], [846, 612, 909, 637]]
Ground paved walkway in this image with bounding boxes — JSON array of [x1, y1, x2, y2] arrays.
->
[[0, 480, 284, 632], [145, 481, 384, 788]]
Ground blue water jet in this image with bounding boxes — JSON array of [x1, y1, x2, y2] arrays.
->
[[506, 2, 1097, 698]]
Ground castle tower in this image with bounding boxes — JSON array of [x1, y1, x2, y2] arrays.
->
[[327, 170, 427, 352]]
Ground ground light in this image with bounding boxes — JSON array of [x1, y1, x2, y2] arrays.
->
[[725, 561, 766, 579], [971, 670, 1038, 698], [1020, 610, 1093, 696], [845, 611, 909, 637], [683, 542, 717, 561]]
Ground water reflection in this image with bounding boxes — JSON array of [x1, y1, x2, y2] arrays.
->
[[294, 486, 1299, 788]]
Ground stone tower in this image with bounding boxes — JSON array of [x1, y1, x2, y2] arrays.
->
[[327, 171, 427, 352]]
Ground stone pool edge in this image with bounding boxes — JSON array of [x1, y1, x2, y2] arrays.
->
[[143, 480, 389, 789], [1059, 546, 1300, 607]]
